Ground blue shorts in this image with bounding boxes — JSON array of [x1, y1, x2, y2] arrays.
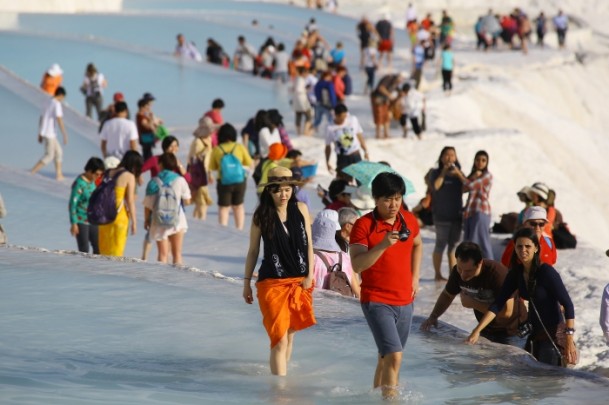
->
[[362, 302, 413, 356]]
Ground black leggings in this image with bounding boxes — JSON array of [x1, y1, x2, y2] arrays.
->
[[442, 69, 453, 91], [75, 223, 99, 254]]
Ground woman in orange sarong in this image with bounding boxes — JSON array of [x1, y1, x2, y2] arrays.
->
[[243, 166, 315, 376]]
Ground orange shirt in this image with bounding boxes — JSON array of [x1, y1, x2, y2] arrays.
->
[[41, 74, 62, 96], [350, 209, 420, 306], [501, 234, 557, 267]]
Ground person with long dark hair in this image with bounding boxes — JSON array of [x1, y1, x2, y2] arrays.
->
[[452, 150, 493, 259], [98, 150, 143, 256], [428, 146, 463, 280], [243, 166, 315, 376], [467, 227, 577, 367]]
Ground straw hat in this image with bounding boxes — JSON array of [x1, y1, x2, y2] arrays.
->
[[312, 217, 341, 252], [258, 166, 304, 188], [47, 63, 63, 77]]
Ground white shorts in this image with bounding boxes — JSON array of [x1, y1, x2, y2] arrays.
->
[[40, 137, 63, 165]]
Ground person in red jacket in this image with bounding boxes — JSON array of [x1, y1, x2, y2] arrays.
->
[[501, 206, 556, 266]]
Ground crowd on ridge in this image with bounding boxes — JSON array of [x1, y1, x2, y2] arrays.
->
[[13, 2, 606, 399]]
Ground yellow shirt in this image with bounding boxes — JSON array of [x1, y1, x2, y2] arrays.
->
[[210, 142, 253, 181]]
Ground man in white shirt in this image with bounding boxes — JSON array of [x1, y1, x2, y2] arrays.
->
[[233, 35, 257, 74], [174, 33, 202, 62], [31, 87, 69, 181], [325, 104, 369, 177], [399, 83, 425, 139], [100, 101, 139, 159]]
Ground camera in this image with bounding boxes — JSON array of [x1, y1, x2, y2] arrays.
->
[[398, 225, 411, 242], [517, 321, 533, 338]]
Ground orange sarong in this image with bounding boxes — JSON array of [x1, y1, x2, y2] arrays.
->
[[256, 277, 316, 348]]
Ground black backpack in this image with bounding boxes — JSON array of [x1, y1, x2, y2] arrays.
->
[[315, 251, 353, 297]]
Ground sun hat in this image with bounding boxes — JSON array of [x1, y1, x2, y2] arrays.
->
[[523, 206, 548, 223], [193, 116, 215, 138], [529, 182, 549, 201], [312, 216, 341, 252], [258, 166, 304, 188], [268, 142, 288, 161], [350, 186, 375, 211], [47, 63, 63, 77], [103, 156, 121, 170], [517, 186, 532, 200], [113, 92, 125, 102], [316, 209, 341, 231]]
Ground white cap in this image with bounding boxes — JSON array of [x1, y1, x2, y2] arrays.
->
[[47, 63, 63, 77], [104, 156, 120, 170]]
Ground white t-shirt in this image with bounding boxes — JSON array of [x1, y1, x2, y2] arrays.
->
[[39, 98, 63, 139], [305, 74, 318, 104], [401, 89, 425, 117], [143, 176, 191, 240], [175, 42, 202, 62], [235, 42, 257, 72], [100, 117, 139, 159], [273, 51, 290, 74], [258, 127, 281, 158], [363, 46, 378, 68], [325, 114, 363, 156]]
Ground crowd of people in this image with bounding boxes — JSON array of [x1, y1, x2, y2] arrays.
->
[[20, 3, 603, 399], [474, 8, 570, 54]]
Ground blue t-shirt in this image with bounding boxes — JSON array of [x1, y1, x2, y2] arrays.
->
[[442, 50, 454, 70], [330, 49, 345, 64]]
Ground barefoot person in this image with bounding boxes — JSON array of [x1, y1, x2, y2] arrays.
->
[[243, 167, 316, 376], [350, 172, 422, 399], [31, 87, 69, 180]]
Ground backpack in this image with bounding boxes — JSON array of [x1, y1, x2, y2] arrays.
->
[[152, 177, 181, 227], [187, 156, 208, 189], [89, 75, 101, 96], [552, 223, 577, 249], [252, 157, 268, 186], [315, 252, 353, 297], [320, 87, 332, 108], [87, 169, 125, 225], [219, 144, 245, 185]]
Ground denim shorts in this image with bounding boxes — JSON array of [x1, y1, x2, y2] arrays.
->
[[362, 302, 413, 356]]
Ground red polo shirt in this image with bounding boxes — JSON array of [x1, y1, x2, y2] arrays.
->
[[350, 209, 420, 306]]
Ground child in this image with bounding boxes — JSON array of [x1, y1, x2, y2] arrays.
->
[[399, 83, 426, 139]]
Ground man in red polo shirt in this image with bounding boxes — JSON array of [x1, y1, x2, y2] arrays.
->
[[350, 172, 422, 400]]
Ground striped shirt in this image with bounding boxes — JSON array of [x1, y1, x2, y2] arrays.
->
[[463, 171, 492, 218]]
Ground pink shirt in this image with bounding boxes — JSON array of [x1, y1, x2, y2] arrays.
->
[[313, 250, 354, 289]]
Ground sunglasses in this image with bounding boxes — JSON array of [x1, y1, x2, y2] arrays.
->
[[528, 221, 546, 228]]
